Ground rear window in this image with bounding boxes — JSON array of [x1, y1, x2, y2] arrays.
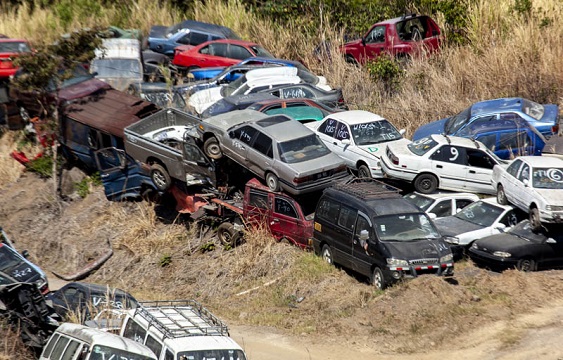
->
[[407, 136, 438, 156], [278, 134, 331, 163]]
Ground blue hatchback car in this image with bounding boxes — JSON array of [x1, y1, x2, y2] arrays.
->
[[413, 97, 560, 140]]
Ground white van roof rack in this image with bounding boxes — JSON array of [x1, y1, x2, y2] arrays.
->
[[135, 300, 230, 339]]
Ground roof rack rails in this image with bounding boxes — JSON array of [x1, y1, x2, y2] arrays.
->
[[332, 177, 401, 200], [135, 300, 230, 339]]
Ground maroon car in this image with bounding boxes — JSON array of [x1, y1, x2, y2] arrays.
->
[[341, 14, 442, 64]]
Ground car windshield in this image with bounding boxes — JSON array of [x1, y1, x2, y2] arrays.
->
[[0, 245, 23, 272], [91, 59, 143, 79], [403, 193, 433, 211], [0, 41, 30, 53], [47, 65, 95, 91], [90, 345, 154, 360], [140, 90, 186, 109], [407, 136, 438, 156], [532, 167, 563, 189], [221, 74, 247, 97], [521, 98, 545, 121], [296, 69, 318, 85], [350, 119, 403, 145], [178, 349, 247, 360], [374, 213, 441, 241], [250, 45, 274, 58], [507, 220, 548, 242], [444, 106, 471, 134], [278, 134, 331, 164], [455, 201, 503, 227]]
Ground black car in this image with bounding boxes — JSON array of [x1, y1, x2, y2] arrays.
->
[[468, 220, 563, 272], [46, 282, 138, 321], [312, 178, 454, 290]]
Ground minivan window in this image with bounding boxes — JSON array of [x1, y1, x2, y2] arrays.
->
[[42, 334, 60, 358], [90, 345, 155, 360], [375, 213, 440, 241], [316, 198, 340, 223], [51, 336, 70, 360], [337, 205, 356, 231], [61, 340, 81, 360], [145, 335, 163, 358], [178, 349, 247, 360], [122, 318, 147, 343]]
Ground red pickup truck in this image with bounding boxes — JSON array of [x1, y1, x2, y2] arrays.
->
[[341, 14, 442, 64]]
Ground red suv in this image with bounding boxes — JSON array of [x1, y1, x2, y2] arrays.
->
[[341, 14, 442, 64], [0, 38, 31, 80], [172, 39, 274, 72]]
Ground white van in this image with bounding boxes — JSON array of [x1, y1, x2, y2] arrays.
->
[[119, 300, 247, 360], [91, 38, 144, 91], [40, 322, 157, 360], [188, 66, 301, 115]]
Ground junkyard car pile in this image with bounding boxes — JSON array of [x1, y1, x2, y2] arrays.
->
[[2, 14, 563, 359]]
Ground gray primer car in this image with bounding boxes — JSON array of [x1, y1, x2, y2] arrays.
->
[[196, 109, 348, 194]]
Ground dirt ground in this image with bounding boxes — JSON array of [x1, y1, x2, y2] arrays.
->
[[3, 161, 563, 359]]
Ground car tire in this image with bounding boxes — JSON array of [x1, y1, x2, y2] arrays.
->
[[414, 173, 438, 194], [529, 207, 542, 231], [203, 137, 223, 159], [497, 184, 508, 205], [371, 266, 387, 290], [516, 258, 536, 272], [217, 222, 241, 247], [266, 172, 280, 192], [358, 164, 371, 179], [321, 244, 333, 265], [150, 163, 172, 191]]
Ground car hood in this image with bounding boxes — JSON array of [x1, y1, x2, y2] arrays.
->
[[286, 153, 345, 177], [474, 233, 531, 253], [535, 189, 563, 204], [382, 238, 450, 261], [434, 217, 484, 237], [357, 138, 410, 158], [188, 86, 223, 114], [7, 261, 42, 284], [342, 39, 362, 49], [412, 117, 448, 141]]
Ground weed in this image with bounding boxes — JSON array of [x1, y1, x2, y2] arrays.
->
[[26, 154, 53, 178], [159, 253, 172, 267], [200, 242, 216, 253]]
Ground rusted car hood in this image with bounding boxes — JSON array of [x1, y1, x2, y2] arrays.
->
[[58, 78, 111, 102]]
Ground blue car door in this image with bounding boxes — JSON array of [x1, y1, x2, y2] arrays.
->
[[94, 148, 154, 200]]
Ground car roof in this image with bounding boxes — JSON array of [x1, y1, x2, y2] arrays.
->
[[201, 38, 261, 47], [0, 38, 28, 43], [59, 282, 136, 298], [223, 92, 278, 106], [429, 134, 485, 149], [469, 97, 528, 115], [253, 116, 315, 142], [205, 108, 269, 128], [517, 155, 563, 167], [321, 110, 385, 124], [168, 20, 238, 39], [477, 197, 515, 210], [95, 38, 140, 59], [245, 66, 298, 80], [247, 75, 301, 87], [406, 191, 479, 200], [375, 14, 431, 26]]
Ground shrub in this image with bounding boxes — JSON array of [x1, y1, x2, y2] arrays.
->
[[26, 154, 53, 179]]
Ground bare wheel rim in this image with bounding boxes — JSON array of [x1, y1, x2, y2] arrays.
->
[[321, 246, 332, 264], [266, 173, 278, 191], [497, 185, 507, 205], [152, 171, 167, 188], [206, 143, 221, 157], [372, 268, 384, 290], [530, 208, 541, 229], [517, 259, 535, 271]]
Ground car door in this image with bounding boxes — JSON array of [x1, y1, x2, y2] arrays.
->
[[226, 124, 256, 167], [465, 148, 497, 193], [513, 162, 534, 209], [351, 212, 376, 276], [332, 204, 357, 269], [244, 188, 270, 227], [498, 159, 524, 205], [314, 117, 338, 152], [270, 196, 301, 243], [362, 25, 387, 63], [226, 44, 253, 61], [94, 147, 149, 200], [182, 137, 217, 187], [428, 144, 468, 191], [246, 130, 274, 179], [331, 121, 357, 168], [539, 233, 563, 269]]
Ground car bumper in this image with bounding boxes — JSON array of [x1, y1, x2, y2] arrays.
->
[[386, 262, 454, 279], [380, 157, 417, 181], [468, 248, 518, 269], [540, 209, 563, 223], [280, 171, 351, 195]]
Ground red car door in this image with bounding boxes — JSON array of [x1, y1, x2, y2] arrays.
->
[[269, 194, 310, 248]]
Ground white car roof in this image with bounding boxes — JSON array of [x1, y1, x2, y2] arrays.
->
[[246, 74, 301, 88], [478, 196, 515, 210], [409, 192, 480, 201], [429, 134, 487, 149], [517, 155, 563, 167], [245, 66, 298, 81], [321, 110, 386, 124], [95, 38, 141, 59]]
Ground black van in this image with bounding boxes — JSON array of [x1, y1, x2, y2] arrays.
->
[[312, 179, 454, 290]]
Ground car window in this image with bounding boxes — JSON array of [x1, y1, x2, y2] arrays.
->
[[42, 334, 60, 358], [232, 125, 258, 145], [521, 99, 545, 121], [337, 205, 357, 231], [0, 246, 24, 272], [316, 198, 340, 223], [467, 149, 495, 169], [248, 190, 268, 209], [518, 164, 531, 182], [61, 340, 81, 360], [365, 25, 385, 43], [317, 118, 338, 138], [499, 131, 529, 151], [334, 122, 350, 141], [475, 133, 497, 150], [278, 134, 331, 163], [531, 167, 563, 189], [122, 318, 147, 343], [274, 198, 298, 218], [251, 131, 273, 158], [51, 336, 70, 360], [350, 119, 402, 145], [228, 44, 253, 60], [408, 136, 439, 156], [208, 43, 228, 57], [430, 200, 452, 218], [429, 145, 467, 165], [145, 335, 163, 358], [190, 32, 209, 46], [281, 87, 314, 99], [499, 209, 525, 227], [457, 115, 496, 137], [455, 199, 475, 211], [250, 45, 274, 58], [354, 214, 372, 239], [164, 349, 174, 360], [454, 201, 504, 227], [506, 159, 522, 177]]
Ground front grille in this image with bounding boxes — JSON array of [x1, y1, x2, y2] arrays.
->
[[410, 258, 439, 265]]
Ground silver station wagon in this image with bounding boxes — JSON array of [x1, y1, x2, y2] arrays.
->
[[196, 109, 348, 194]]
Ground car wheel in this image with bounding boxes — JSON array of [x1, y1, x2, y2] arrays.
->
[[497, 184, 508, 205], [358, 164, 371, 178], [279, 237, 292, 246], [529, 207, 542, 231], [516, 258, 536, 272], [321, 244, 333, 265], [371, 266, 387, 290], [414, 173, 438, 194], [203, 137, 222, 159], [265, 172, 280, 192], [150, 163, 171, 191], [217, 222, 241, 247]]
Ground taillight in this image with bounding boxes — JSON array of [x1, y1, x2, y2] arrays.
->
[[552, 124, 559, 135], [294, 174, 314, 184], [388, 149, 399, 165]]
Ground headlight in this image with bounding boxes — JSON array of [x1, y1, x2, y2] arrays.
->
[[386, 258, 409, 266], [444, 236, 459, 244], [546, 205, 563, 211], [493, 251, 511, 258], [440, 253, 453, 263], [471, 242, 479, 250]]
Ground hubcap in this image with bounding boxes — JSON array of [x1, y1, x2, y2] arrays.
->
[[208, 144, 221, 156], [153, 172, 166, 187], [322, 249, 332, 263]]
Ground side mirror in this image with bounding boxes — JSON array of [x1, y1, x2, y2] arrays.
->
[[428, 213, 437, 220], [399, 129, 406, 135], [495, 223, 507, 232], [361, 38, 366, 46], [341, 139, 351, 145], [523, 179, 529, 186], [359, 229, 369, 242], [21, 250, 29, 258]]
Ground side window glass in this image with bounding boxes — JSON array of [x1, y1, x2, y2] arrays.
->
[[228, 45, 253, 60], [233, 125, 257, 145], [209, 43, 228, 57], [199, 45, 210, 55], [61, 340, 81, 360], [475, 133, 497, 151], [274, 198, 298, 218], [518, 164, 530, 182], [164, 350, 175, 360], [87, 129, 99, 149], [429, 145, 466, 165], [51, 336, 70, 360], [430, 200, 452, 218], [122, 319, 147, 344], [334, 122, 350, 141], [500, 210, 521, 227], [318, 118, 338, 137], [337, 205, 357, 231], [176, 33, 191, 45], [354, 215, 372, 238], [190, 32, 209, 46], [467, 149, 495, 169], [458, 115, 496, 136], [506, 159, 522, 177], [366, 25, 385, 43], [248, 190, 268, 209], [100, 133, 112, 148], [42, 334, 60, 358], [145, 335, 163, 358], [252, 132, 273, 158], [183, 143, 208, 164], [316, 198, 340, 223], [455, 199, 474, 211], [499, 131, 529, 151]]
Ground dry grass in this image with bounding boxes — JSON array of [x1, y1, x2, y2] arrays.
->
[[0, 321, 35, 360]]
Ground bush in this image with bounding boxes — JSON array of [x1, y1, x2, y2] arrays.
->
[[365, 55, 404, 95], [26, 154, 53, 179]]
